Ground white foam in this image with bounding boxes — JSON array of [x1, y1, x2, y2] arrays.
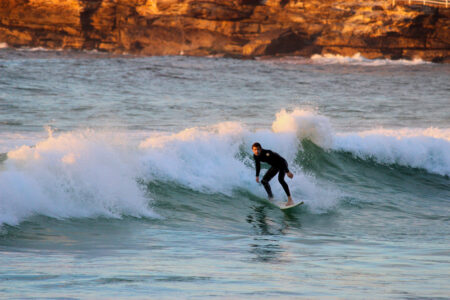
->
[[0, 132, 50, 153], [310, 53, 428, 66], [18, 46, 63, 52], [139, 122, 253, 195], [346, 127, 450, 141], [0, 129, 158, 226], [272, 109, 334, 149], [259, 53, 429, 66], [334, 128, 450, 176]]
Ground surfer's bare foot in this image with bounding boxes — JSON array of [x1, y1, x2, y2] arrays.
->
[[285, 196, 294, 206], [287, 172, 294, 179]]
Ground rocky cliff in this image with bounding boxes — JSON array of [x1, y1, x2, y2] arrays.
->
[[1, 0, 449, 62]]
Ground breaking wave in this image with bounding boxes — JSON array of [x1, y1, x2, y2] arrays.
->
[[0, 129, 158, 226], [1, 109, 448, 227]]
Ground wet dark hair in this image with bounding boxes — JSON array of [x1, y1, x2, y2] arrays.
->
[[252, 142, 262, 149]]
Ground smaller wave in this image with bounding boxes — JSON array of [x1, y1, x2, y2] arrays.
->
[[334, 128, 450, 177], [310, 53, 429, 66], [17, 46, 63, 52], [270, 109, 450, 177], [258, 53, 430, 67]]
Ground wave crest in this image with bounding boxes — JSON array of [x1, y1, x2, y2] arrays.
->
[[334, 128, 450, 177], [272, 109, 334, 149], [2, 109, 447, 226]]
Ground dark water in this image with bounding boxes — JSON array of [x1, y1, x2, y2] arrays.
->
[[0, 48, 449, 299]]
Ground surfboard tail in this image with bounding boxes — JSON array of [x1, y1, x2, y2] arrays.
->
[[280, 201, 304, 210]]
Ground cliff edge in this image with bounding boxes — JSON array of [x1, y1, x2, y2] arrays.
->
[[1, 0, 449, 62]]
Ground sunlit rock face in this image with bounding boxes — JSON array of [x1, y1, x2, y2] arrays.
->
[[0, 0, 449, 61]]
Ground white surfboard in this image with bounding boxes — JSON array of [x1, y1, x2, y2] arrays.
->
[[279, 201, 304, 210]]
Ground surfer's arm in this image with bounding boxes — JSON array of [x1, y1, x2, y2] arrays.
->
[[254, 155, 261, 178], [282, 159, 289, 173]]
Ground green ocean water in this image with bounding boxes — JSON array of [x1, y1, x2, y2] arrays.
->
[[0, 49, 449, 299]]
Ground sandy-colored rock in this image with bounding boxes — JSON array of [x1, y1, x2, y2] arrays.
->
[[0, 0, 448, 61]]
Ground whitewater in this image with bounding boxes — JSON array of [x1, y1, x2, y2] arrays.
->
[[0, 48, 449, 299]]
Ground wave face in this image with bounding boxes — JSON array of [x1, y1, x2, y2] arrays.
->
[[1, 109, 448, 227]]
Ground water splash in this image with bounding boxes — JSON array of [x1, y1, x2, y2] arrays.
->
[[0, 130, 158, 226]]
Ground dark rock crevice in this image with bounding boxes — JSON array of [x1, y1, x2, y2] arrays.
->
[[79, 0, 103, 49]]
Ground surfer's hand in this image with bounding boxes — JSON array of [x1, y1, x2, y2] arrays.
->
[[287, 172, 294, 179], [256, 176, 259, 183]]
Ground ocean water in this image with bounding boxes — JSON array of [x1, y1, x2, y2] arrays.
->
[[0, 47, 449, 299]]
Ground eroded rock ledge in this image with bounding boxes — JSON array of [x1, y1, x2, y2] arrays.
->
[[1, 0, 449, 62]]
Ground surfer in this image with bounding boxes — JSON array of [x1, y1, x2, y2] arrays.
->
[[252, 142, 294, 206]]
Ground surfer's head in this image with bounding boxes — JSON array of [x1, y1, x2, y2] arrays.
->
[[252, 142, 262, 156]]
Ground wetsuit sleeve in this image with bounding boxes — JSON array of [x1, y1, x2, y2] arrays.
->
[[282, 158, 289, 173], [254, 155, 261, 177]]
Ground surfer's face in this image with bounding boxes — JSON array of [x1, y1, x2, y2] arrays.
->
[[252, 146, 261, 156]]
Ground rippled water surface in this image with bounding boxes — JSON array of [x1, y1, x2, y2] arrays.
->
[[0, 49, 449, 299]]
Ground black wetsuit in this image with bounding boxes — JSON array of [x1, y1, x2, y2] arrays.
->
[[254, 149, 291, 198]]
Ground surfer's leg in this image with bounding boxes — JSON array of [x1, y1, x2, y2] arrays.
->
[[278, 170, 291, 197], [278, 171, 294, 206], [261, 167, 277, 198]]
